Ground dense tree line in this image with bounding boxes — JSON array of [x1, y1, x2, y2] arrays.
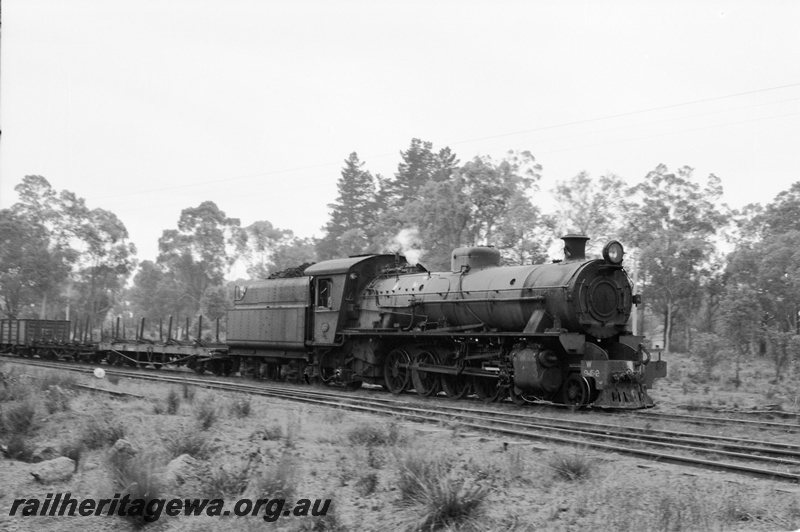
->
[[1, 142, 799, 377], [316, 139, 799, 376], [317, 140, 550, 270], [1, 176, 136, 328]]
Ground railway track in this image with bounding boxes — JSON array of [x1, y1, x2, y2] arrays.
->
[[4, 356, 800, 484], [675, 403, 800, 420], [629, 409, 800, 432], [5, 353, 798, 434]]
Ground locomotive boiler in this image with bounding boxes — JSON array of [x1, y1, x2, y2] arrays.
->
[[227, 235, 666, 409]]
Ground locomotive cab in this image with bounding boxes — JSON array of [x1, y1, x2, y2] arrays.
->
[[305, 254, 409, 346]]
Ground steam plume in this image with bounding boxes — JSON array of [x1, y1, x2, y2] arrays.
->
[[392, 228, 424, 265]]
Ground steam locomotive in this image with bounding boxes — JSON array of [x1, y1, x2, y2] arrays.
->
[[0, 235, 666, 409], [226, 235, 666, 408]]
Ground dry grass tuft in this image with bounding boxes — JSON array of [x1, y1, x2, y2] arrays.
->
[[182, 382, 195, 402], [194, 397, 219, 430], [163, 424, 212, 460], [80, 416, 126, 450], [0, 379, 27, 403], [43, 385, 72, 414], [6, 434, 36, 462], [3, 398, 38, 435], [396, 449, 487, 531], [166, 388, 181, 415], [251, 455, 298, 501], [546, 451, 593, 482], [107, 450, 164, 527], [204, 461, 249, 498], [194, 397, 218, 430], [229, 396, 252, 418]]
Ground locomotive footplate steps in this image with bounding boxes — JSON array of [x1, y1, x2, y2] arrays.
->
[[579, 358, 663, 408], [592, 382, 653, 409]]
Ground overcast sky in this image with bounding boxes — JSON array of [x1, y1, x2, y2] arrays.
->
[[2, 1, 800, 266]]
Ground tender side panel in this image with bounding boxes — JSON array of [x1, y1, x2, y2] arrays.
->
[[227, 308, 307, 349], [227, 277, 311, 351]]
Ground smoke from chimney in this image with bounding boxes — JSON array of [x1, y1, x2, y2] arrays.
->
[[392, 228, 424, 265]]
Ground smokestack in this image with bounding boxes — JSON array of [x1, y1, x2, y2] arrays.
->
[[561, 234, 590, 262]]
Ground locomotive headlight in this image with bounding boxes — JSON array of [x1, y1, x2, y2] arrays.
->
[[602, 241, 624, 264]]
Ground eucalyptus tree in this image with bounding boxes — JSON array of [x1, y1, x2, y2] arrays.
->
[[725, 183, 800, 338], [242, 220, 316, 279], [719, 284, 762, 387], [157, 201, 245, 316], [760, 181, 800, 235], [398, 150, 548, 269], [458, 150, 542, 246], [402, 174, 474, 270], [493, 194, 554, 266], [552, 171, 627, 254], [2, 175, 136, 323], [124, 260, 175, 335], [0, 209, 68, 318], [623, 165, 725, 353], [242, 221, 293, 279]]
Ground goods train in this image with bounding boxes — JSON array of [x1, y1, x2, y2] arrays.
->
[[0, 235, 666, 409]]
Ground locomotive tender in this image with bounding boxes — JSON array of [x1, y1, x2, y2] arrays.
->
[[227, 235, 666, 408]]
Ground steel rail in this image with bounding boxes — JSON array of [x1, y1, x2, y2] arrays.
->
[[632, 410, 800, 431], [672, 404, 800, 420]]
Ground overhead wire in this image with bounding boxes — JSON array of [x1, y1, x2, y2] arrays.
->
[[443, 82, 800, 146], [512, 96, 800, 152], [87, 82, 800, 203], [103, 106, 800, 221], [538, 110, 800, 156]]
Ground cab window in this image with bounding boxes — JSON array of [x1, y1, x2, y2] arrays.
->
[[344, 272, 359, 302], [317, 279, 332, 308]]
